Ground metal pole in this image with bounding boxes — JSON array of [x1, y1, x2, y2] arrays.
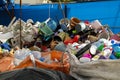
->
[[20, 0, 22, 49]]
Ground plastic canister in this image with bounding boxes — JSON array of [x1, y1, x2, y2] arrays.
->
[[90, 41, 104, 55]]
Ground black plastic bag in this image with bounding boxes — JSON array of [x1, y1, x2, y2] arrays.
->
[[0, 67, 76, 80]]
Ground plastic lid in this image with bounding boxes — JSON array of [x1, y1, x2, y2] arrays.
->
[[79, 57, 91, 63], [90, 45, 97, 55]]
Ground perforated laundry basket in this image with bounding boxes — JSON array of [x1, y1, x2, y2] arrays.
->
[[13, 50, 70, 74]]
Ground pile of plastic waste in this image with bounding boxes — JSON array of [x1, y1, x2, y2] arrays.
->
[[0, 16, 120, 74]]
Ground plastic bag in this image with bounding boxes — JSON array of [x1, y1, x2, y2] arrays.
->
[[0, 67, 76, 80], [69, 51, 120, 80]]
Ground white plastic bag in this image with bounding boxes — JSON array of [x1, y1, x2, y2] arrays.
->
[[69, 51, 120, 80]]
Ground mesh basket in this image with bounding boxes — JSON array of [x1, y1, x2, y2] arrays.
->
[[39, 23, 54, 37]]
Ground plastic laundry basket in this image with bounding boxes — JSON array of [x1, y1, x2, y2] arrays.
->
[[0, 56, 14, 72], [13, 50, 70, 74]]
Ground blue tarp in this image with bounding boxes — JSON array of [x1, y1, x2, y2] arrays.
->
[[0, 0, 14, 6], [0, 0, 120, 33]]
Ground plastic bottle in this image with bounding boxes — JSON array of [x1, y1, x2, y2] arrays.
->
[[90, 41, 104, 55], [109, 51, 117, 59], [97, 44, 104, 51], [103, 47, 112, 59]]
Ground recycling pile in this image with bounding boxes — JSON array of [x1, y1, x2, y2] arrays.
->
[[0, 17, 120, 74]]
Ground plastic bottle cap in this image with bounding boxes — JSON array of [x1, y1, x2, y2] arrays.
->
[[111, 40, 115, 44]]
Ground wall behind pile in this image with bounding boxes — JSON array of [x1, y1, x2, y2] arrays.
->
[[15, 0, 45, 4], [66, 0, 120, 34]]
